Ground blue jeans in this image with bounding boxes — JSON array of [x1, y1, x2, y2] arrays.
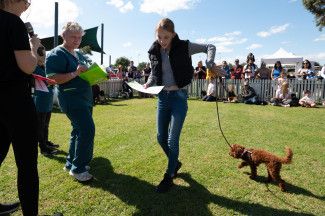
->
[[157, 89, 188, 176]]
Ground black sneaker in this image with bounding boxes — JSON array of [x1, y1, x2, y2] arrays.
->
[[47, 141, 59, 149], [41, 147, 58, 156], [156, 173, 173, 193], [0, 202, 20, 215], [173, 161, 182, 178]]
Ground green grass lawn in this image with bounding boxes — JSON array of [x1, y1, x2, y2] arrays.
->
[[1, 99, 324, 216]]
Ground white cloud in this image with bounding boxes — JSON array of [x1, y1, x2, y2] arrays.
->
[[196, 31, 247, 53], [246, 43, 262, 50], [281, 41, 291, 45], [120, 1, 134, 13], [195, 38, 207, 43], [215, 46, 233, 53], [140, 0, 199, 16], [224, 31, 241, 37], [122, 42, 132, 47], [106, 0, 134, 13], [107, 0, 124, 8], [314, 34, 325, 42], [21, 0, 80, 29], [304, 52, 325, 64], [288, 0, 297, 3], [257, 23, 290, 38]]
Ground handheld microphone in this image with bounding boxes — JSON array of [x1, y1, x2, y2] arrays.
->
[[25, 22, 34, 37]]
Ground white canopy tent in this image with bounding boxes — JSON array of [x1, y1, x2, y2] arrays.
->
[[261, 48, 303, 72]]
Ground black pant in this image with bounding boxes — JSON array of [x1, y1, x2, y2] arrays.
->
[[36, 112, 51, 150], [0, 84, 39, 216]]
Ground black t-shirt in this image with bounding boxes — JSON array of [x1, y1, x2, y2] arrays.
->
[[0, 9, 31, 82], [195, 66, 206, 79], [143, 67, 151, 76]]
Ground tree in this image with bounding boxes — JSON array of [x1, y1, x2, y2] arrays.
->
[[302, 0, 325, 30], [115, 57, 130, 71], [137, 62, 147, 72]]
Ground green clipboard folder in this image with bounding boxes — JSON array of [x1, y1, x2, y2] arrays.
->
[[79, 63, 108, 85]]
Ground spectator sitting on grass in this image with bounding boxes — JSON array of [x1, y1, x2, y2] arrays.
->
[[241, 81, 259, 104], [202, 78, 216, 102], [225, 85, 237, 103], [270, 82, 292, 107], [299, 90, 316, 108]]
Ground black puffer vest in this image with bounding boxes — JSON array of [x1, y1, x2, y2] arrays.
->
[[148, 34, 193, 88]]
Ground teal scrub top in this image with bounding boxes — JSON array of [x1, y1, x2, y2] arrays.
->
[[33, 65, 54, 113], [45, 46, 93, 112]]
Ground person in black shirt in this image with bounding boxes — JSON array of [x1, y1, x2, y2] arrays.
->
[[0, 0, 40, 215], [194, 61, 207, 79], [127, 61, 137, 79]]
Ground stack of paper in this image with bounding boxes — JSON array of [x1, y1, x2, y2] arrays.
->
[[127, 81, 164, 94], [79, 63, 108, 85]]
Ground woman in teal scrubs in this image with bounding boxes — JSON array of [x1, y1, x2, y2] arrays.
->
[[46, 22, 95, 182]]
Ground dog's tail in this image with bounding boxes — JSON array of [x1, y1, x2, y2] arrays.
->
[[279, 147, 293, 164]]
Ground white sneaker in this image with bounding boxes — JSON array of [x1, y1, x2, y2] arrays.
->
[[69, 170, 93, 182], [63, 166, 90, 172]]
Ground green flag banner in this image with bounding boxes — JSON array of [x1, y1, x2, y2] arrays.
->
[[79, 63, 108, 85]]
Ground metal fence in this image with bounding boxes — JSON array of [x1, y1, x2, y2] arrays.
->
[[98, 78, 325, 102]]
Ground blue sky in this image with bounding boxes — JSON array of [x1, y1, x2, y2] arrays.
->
[[22, 0, 325, 66]]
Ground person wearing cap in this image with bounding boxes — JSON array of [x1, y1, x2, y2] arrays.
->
[[231, 59, 243, 79], [241, 81, 259, 104]]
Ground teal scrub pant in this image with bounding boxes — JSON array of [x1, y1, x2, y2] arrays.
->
[[65, 106, 95, 174]]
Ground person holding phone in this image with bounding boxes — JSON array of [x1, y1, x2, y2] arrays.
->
[[0, 0, 40, 215], [46, 22, 95, 182]]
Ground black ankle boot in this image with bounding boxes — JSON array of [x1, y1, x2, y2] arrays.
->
[[156, 173, 173, 193]]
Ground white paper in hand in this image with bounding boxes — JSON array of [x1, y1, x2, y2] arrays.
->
[[127, 81, 164, 95]]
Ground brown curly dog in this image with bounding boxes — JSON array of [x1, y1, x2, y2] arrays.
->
[[229, 144, 293, 191]]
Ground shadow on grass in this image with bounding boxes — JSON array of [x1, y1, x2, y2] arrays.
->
[[253, 176, 325, 201], [89, 157, 313, 216], [43, 150, 68, 164]]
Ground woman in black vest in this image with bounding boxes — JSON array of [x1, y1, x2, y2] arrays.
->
[[0, 0, 40, 215], [144, 18, 216, 193]]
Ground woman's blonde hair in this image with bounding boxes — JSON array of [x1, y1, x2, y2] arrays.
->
[[61, 22, 85, 36], [155, 18, 175, 34], [281, 82, 289, 93]]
